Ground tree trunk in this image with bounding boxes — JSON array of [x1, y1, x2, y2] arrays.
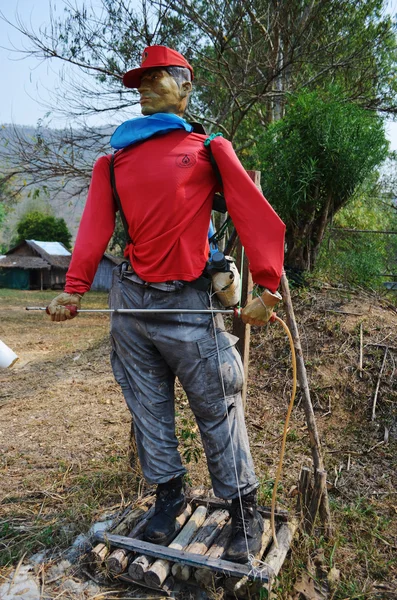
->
[[285, 194, 334, 273]]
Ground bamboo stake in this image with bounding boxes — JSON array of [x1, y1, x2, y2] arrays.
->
[[371, 347, 388, 421], [308, 470, 327, 535], [359, 323, 363, 378]]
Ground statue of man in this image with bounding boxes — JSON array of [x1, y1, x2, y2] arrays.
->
[[48, 45, 285, 564]]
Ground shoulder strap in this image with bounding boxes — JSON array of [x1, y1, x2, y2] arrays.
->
[[109, 153, 133, 245], [204, 133, 224, 189]]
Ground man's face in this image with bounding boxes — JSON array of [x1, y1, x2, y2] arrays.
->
[[138, 68, 190, 116]]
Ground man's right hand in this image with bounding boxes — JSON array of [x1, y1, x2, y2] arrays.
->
[[47, 292, 82, 322]]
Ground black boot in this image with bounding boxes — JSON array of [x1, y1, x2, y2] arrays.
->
[[223, 491, 264, 564], [144, 477, 187, 545]]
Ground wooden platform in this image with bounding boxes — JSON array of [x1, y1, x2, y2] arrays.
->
[[90, 494, 298, 598]]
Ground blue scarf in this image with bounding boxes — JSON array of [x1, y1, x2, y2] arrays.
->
[[110, 113, 193, 150]]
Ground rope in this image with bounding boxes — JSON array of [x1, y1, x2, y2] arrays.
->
[[269, 315, 297, 547]]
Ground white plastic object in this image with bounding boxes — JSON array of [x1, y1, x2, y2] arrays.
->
[[211, 258, 241, 307], [0, 339, 19, 368]]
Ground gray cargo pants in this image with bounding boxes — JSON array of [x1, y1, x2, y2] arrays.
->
[[109, 266, 258, 500]]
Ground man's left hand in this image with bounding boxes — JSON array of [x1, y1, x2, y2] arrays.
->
[[241, 289, 282, 326]]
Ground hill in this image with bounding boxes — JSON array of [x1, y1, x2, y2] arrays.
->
[[0, 123, 113, 248]]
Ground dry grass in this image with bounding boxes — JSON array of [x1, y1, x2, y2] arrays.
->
[[0, 285, 396, 599]]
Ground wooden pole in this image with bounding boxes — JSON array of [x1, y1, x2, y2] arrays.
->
[[264, 518, 299, 580], [233, 242, 252, 409], [231, 170, 260, 409], [280, 273, 332, 533]]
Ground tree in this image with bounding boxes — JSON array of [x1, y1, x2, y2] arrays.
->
[[14, 211, 72, 249], [1, 0, 396, 198], [316, 177, 397, 287], [255, 89, 389, 271]]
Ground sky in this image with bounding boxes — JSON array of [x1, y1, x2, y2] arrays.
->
[[1, 0, 397, 147]]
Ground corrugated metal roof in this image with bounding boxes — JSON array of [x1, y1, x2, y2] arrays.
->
[[28, 240, 71, 256]]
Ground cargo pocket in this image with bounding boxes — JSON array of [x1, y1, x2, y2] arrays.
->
[[197, 330, 244, 401]]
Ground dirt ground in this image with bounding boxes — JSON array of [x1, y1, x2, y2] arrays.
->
[[0, 285, 396, 598]]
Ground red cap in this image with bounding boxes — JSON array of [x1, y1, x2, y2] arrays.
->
[[123, 45, 194, 89]]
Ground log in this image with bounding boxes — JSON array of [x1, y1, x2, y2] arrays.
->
[[297, 466, 313, 531], [265, 518, 298, 580], [90, 501, 154, 566], [144, 505, 207, 588], [171, 509, 229, 581], [106, 548, 130, 576], [89, 543, 108, 567], [119, 573, 175, 597], [128, 504, 192, 581], [308, 470, 327, 534], [128, 555, 152, 581], [106, 504, 156, 575], [194, 521, 232, 587], [94, 531, 267, 581]]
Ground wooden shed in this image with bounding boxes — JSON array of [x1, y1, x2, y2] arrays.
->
[[91, 254, 124, 292], [0, 240, 71, 290]]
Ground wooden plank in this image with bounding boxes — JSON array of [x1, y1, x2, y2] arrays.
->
[[94, 531, 269, 582]]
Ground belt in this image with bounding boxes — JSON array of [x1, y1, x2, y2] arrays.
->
[[119, 262, 211, 293]]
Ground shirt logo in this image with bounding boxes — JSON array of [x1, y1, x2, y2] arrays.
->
[[176, 153, 197, 168]]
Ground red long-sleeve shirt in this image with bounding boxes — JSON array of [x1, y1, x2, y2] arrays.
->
[[65, 131, 285, 294]]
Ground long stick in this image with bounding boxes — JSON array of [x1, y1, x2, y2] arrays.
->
[[280, 273, 332, 534], [26, 307, 236, 315]]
